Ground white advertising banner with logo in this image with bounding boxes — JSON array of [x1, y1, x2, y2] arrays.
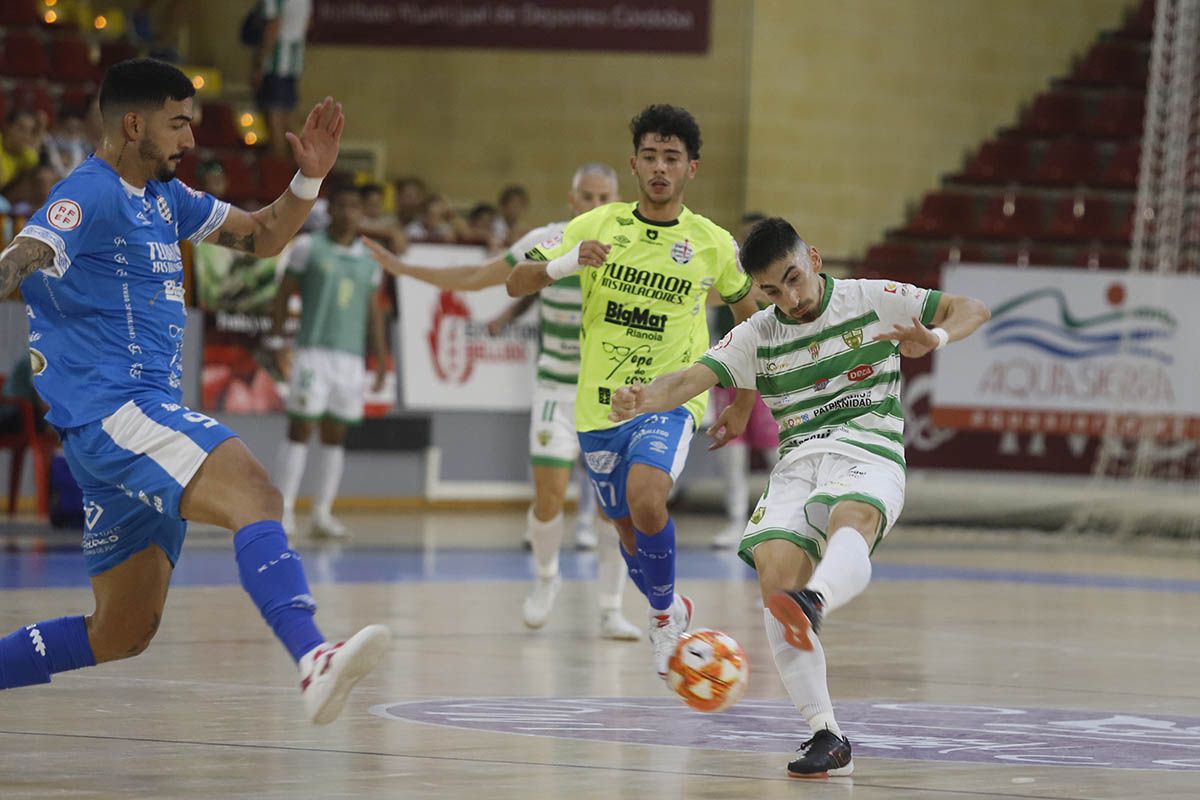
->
[[397, 244, 539, 411], [932, 265, 1200, 439]]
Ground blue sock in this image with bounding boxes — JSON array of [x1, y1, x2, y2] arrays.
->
[[618, 542, 650, 598], [234, 520, 325, 663], [0, 616, 95, 690], [635, 518, 676, 612]]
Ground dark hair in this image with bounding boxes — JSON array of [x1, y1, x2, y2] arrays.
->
[[99, 58, 195, 117], [5, 107, 37, 126], [359, 182, 384, 198], [468, 202, 497, 223], [498, 184, 528, 205], [740, 217, 806, 276], [629, 104, 702, 160], [394, 175, 426, 193], [324, 173, 359, 201]]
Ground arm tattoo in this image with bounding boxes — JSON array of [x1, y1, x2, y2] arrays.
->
[[0, 238, 55, 298], [216, 230, 257, 254]]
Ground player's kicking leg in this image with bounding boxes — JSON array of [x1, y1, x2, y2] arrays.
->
[[182, 436, 388, 724]]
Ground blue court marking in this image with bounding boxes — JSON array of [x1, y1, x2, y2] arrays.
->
[[1, 546, 1199, 594]]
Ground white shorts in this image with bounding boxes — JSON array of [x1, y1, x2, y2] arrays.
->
[[286, 347, 366, 423], [737, 450, 906, 569], [529, 381, 579, 468]]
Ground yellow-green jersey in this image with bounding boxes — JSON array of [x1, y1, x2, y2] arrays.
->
[[526, 202, 752, 432]]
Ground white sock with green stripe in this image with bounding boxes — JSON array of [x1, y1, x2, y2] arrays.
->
[[807, 527, 871, 613], [276, 440, 308, 513], [763, 608, 842, 736], [722, 441, 749, 522], [527, 507, 564, 578]]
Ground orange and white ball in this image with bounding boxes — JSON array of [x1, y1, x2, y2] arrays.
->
[[667, 629, 749, 712]]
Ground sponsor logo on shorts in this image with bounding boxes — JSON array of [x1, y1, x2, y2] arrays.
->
[[536, 429, 553, 446], [84, 501, 104, 530], [47, 199, 82, 231], [648, 440, 668, 455], [750, 506, 765, 524], [585, 450, 620, 474], [848, 364, 874, 382], [29, 348, 47, 376], [842, 328, 864, 349]]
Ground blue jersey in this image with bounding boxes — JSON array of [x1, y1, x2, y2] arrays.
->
[[17, 156, 229, 428]]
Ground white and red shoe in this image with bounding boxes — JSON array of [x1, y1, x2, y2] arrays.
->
[[648, 594, 693, 678], [299, 624, 390, 724]]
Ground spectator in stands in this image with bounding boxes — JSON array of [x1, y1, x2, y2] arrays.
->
[[5, 164, 57, 217], [253, 0, 314, 158], [44, 108, 95, 178], [464, 202, 502, 250], [358, 182, 407, 253], [394, 176, 427, 228], [405, 193, 464, 243], [0, 109, 46, 193], [495, 184, 530, 244]]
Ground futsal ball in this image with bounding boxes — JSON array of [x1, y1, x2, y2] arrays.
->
[[667, 629, 749, 712]]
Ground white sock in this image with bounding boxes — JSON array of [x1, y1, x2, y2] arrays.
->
[[595, 518, 627, 611], [313, 443, 345, 519], [764, 608, 841, 736], [722, 442, 749, 522], [807, 527, 872, 614], [275, 440, 308, 512], [527, 507, 564, 578]]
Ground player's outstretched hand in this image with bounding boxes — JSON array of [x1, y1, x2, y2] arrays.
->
[[708, 401, 750, 450], [286, 97, 345, 179], [872, 315, 939, 358], [578, 240, 611, 267], [360, 236, 406, 276], [608, 384, 644, 422]]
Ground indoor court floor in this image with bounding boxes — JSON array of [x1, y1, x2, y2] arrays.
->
[[1, 510, 1198, 799]]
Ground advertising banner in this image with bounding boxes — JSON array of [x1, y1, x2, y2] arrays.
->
[[309, 0, 710, 53], [933, 265, 1200, 440], [398, 244, 539, 410]]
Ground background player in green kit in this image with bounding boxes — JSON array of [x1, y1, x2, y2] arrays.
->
[[270, 177, 389, 538], [360, 164, 642, 640], [608, 217, 990, 778], [507, 105, 762, 677]]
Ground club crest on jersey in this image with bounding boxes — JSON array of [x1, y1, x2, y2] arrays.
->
[[157, 196, 173, 224], [808, 342, 821, 360], [842, 328, 863, 349], [29, 348, 47, 376], [670, 239, 694, 265], [47, 199, 82, 231]]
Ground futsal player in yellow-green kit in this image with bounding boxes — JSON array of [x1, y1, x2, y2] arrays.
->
[[508, 105, 761, 677]]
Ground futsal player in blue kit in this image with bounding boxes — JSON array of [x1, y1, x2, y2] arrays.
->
[[0, 59, 389, 724]]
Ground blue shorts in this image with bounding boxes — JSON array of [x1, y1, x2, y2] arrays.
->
[[60, 396, 238, 576], [577, 407, 695, 521]]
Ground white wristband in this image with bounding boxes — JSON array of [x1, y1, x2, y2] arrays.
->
[[289, 171, 323, 201], [545, 243, 582, 280], [931, 327, 950, 351]]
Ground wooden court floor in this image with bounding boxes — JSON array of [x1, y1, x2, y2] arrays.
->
[[1, 511, 1198, 799]]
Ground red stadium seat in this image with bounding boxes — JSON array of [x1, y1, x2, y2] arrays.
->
[[256, 152, 294, 203], [1067, 41, 1149, 89], [974, 192, 1045, 239], [933, 243, 989, 266], [1, 30, 50, 78], [1122, 0, 1155, 40], [904, 192, 976, 237], [1031, 139, 1099, 187], [1019, 92, 1085, 137], [1086, 92, 1144, 139], [99, 39, 140, 72], [999, 244, 1062, 267], [10, 83, 56, 128], [0, 0, 39, 26], [959, 139, 1032, 184], [1099, 142, 1140, 189], [862, 242, 921, 273], [175, 153, 200, 188], [49, 34, 100, 83], [193, 103, 243, 148], [1074, 246, 1129, 269], [1046, 194, 1115, 242]]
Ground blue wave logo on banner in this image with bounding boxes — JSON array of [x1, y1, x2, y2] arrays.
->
[[985, 288, 1176, 364]]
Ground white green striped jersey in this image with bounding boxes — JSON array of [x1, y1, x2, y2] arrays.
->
[[698, 275, 942, 471], [261, 0, 312, 78], [505, 222, 579, 398]]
